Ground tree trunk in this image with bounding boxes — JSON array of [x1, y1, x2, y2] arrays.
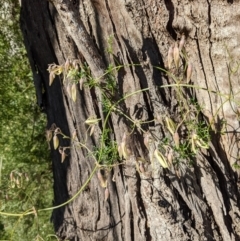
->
[[20, 0, 240, 240]]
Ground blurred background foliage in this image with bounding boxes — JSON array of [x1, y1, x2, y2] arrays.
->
[[0, 1, 55, 240]]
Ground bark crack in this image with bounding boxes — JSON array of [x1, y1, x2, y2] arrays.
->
[[105, 0, 124, 55], [51, 0, 106, 79], [47, 3, 63, 55], [206, 0, 221, 101], [195, 30, 214, 116], [163, 0, 177, 40]]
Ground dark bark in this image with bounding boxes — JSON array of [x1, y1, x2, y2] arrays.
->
[[20, 0, 240, 240]]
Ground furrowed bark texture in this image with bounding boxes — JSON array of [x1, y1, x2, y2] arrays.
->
[[20, 0, 240, 240]]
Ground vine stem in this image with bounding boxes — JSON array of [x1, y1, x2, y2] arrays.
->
[[97, 88, 150, 163]]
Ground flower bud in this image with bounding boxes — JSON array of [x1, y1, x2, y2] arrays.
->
[[118, 145, 123, 159], [167, 149, 173, 165], [72, 130, 77, 140], [71, 84, 77, 102], [173, 42, 180, 69], [165, 117, 176, 136], [179, 34, 185, 52], [89, 125, 95, 136], [64, 58, 70, 72], [49, 72, 55, 86], [53, 135, 59, 150], [104, 188, 109, 201], [143, 133, 150, 150], [191, 137, 197, 154], [72, 60, 79, 70], [154, 149, 169, 169], [61, 151, 67, 163], [173, 132, 180, 148], [46, 130, 52, 142], [97, 170, 107, 188], [79, 78, 85, 90], [167, 45, 174, 69], [85, 117, 101, 125], [186, 63, 193, 83]]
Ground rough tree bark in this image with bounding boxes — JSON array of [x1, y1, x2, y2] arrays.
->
[[20, 0, 240, 240]]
